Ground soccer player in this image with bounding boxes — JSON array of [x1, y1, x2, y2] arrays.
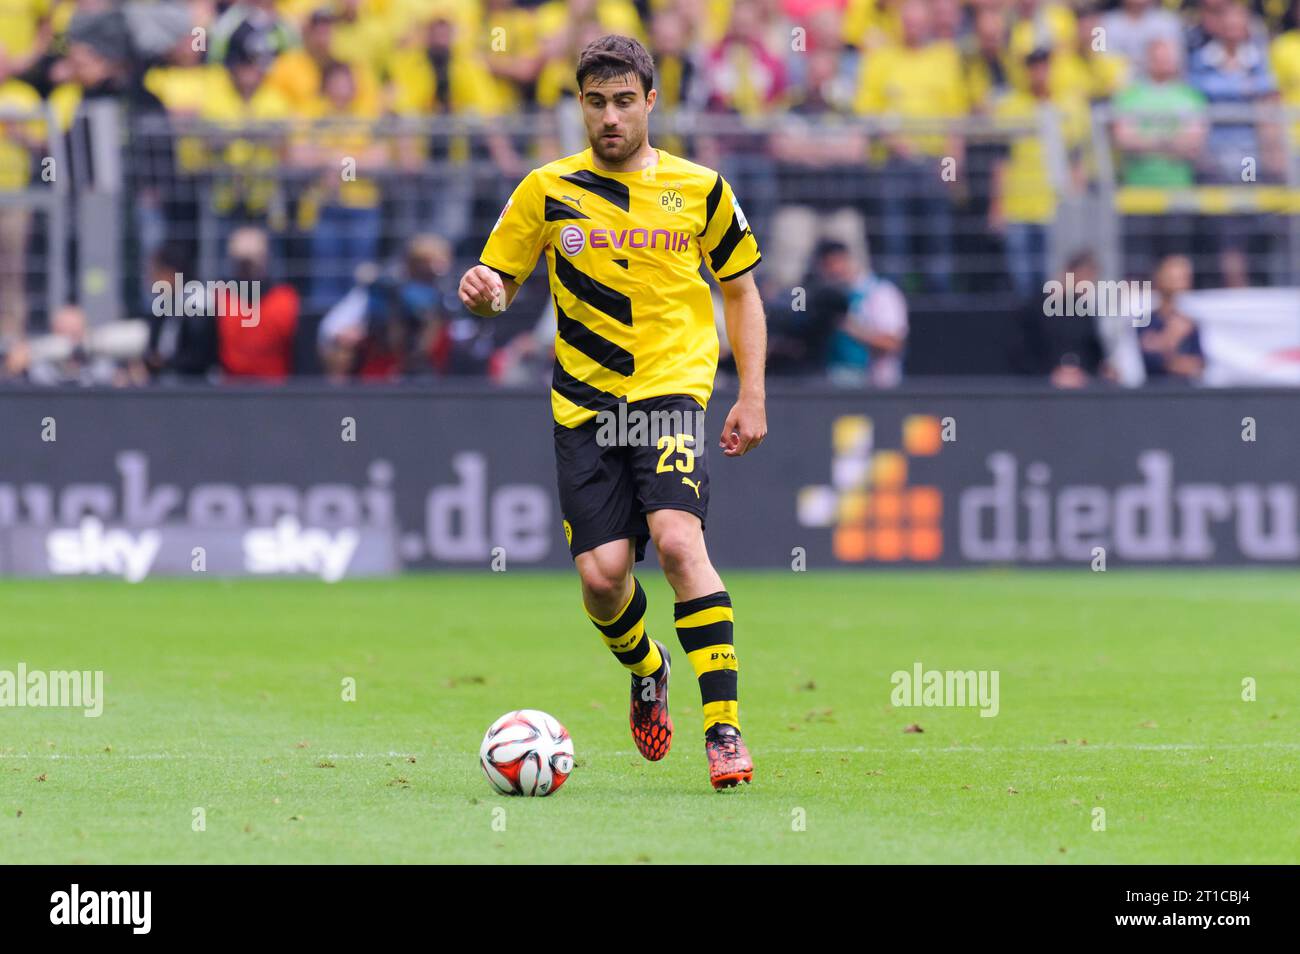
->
[[458, 34, 767, 790]]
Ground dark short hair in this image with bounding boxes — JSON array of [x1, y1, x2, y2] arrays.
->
[[575, 34, 655, 98], [1025, 46, 1052, 66], [813, 239, 850, 260]]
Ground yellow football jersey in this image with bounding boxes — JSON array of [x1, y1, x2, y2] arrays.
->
[[479, 147, 762, 428]]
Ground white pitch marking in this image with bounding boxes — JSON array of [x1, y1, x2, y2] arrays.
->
[[1, 742, 1295, 759]]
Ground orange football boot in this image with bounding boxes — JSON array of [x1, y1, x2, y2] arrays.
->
[[630, 641, 673, 761], [705, 723, 753, 789]]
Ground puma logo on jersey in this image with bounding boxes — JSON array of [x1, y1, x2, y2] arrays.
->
[[562, 194, 584, 209], [681, 477, 702, 498]]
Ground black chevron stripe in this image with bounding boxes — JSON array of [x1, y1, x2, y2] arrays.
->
[[554, 254, 632, 325], [545, 196, 589, 221], [612, 258, 628, 268], [701, 173, 724, 235], [555, 298, 634, 376], [552, 361, 620, 412], [560, 169, 630, 211], [709, 213, 748, 275]]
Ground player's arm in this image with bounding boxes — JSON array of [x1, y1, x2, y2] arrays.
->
[[459, 265, 521, 317], [717, 270, 767, 457], [463, 170, 545, 317]]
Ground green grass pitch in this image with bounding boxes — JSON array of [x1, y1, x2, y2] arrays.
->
[[1, 571, 1296, 864]]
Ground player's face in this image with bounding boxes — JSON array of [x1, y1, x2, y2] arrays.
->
[[581, 75, 656, 167]]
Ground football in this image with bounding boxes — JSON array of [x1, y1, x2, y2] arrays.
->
[[479, 709, 575, 797]]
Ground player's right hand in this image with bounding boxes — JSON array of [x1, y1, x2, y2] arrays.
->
[[459, 264, 506, 315]]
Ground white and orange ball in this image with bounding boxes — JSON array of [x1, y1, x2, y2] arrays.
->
[[479, 709, 575, 796]]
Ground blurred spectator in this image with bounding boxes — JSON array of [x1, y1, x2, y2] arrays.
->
[[769, 237, 852, 374], [1272, 0, 1300, 146], [0, 58, 42, 343], [265, 7, 381, 115], [704, 3, 788, 109], [292, 60, 386, 315], [855, 0, 967, 292], [990, 47, 1089, 300], [143, 16, 215, 119], [1100, 0, 1183, 77], [209, 0, 298, 66], [782, 4, 849, 95], [479, 0, 546, 113], [767, 239, 855, 375], [699, 0, 789, 243], [1058, 3, 1130, 101], [1113, 37, 1206, 278], [930, 0, 964, 48], [318, 233, 457, 381], [388, 11, 518, 254], [19, 304, 147, 386], [330, 0, 421, 78], [647, 6, 707, 157], [1006, 0, 1076, 92], [1188, 0, 1279, 184], [1187, 2, 1280, 283], [145, 243, 218, 378], [1114, 38, 1208, 188], [1140, 254, 1205, 381], [824, 242, 909, 387], [1218, 245, 1252, 287], [0, 0, 61, 77], [62, 6, 181, 309], [964, 4, 1011, 113], [1013, 250, 1110, 387], [202, 21, 292, 256], [216, 227, 299, 382], [840, 0, 904, 54], [768, 44, 870, 289], [1186, 0, 1271, 54]]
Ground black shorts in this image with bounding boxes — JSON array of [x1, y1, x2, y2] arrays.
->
[[554, 394, 710, 562]]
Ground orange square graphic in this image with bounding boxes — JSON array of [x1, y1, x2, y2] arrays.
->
[[832, 415, 872, 456], [907, 486, 942, 523], [838, 490, 870, 524], [834, 526, 871, 561], [871, 450, 906, 489], [873, 491, 902, 524], [904, 415, 943, 456], [872, 527, 904, 561], [907, 526, 943, 561]]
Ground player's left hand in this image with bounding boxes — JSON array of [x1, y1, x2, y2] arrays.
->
[[719, 396, 766, 457]]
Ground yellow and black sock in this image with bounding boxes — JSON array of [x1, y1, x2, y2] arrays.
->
[[587, 577, 664, 678], [673, 591, 739, 732]]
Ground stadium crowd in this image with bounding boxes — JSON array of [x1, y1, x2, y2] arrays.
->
[[0, 0, 1296, 388]]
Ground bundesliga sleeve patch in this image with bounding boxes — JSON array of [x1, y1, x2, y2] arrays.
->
[[491, 198, 512, 234], [732, 195, 749, 232]]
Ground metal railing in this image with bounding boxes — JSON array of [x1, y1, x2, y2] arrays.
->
[[0, 103, 68, 339]]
